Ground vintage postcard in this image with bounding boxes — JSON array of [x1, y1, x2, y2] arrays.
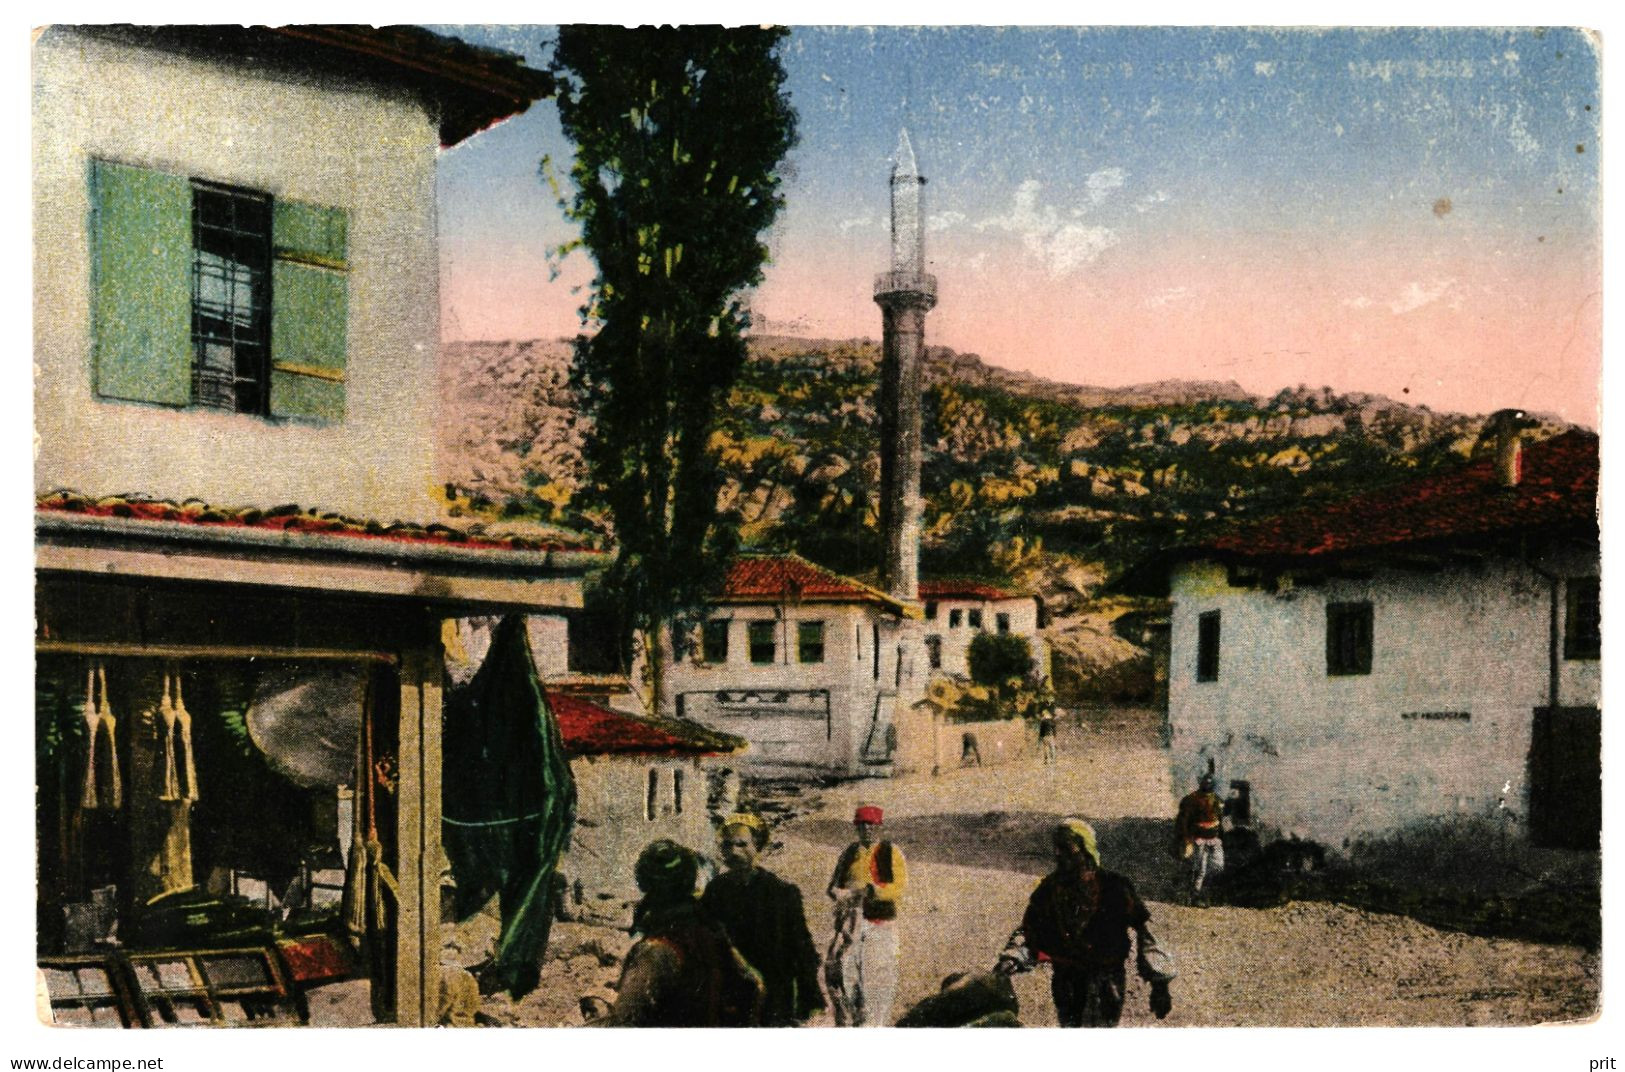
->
[[25, 19, 1606, 1064]]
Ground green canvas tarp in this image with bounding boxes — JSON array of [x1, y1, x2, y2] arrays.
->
[[442, 617, 577, 999]]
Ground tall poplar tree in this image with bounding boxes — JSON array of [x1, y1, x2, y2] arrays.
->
[[548, 27, 797, 709]]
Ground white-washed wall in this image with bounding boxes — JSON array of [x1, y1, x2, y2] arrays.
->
[[1167, 547, 1599, 851], [34, 28, 443, 523], [563, 755, 716, 913], [921, 596, 1046, 679], [665, 603, 923, 774], [892, 704, 1034, 775]]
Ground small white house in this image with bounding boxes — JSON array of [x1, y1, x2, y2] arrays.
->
[[1158, 430, 1599, 853], [546, 692, 745, 916], [664, 554, 920, 776], [918, 579, 1048, 681]]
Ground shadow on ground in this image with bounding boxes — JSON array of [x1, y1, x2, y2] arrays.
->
[[792, 811, 1188, 903]]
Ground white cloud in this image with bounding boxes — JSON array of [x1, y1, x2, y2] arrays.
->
[[1342, 295, 1374, 310], [928, 210, 967, 232], [1086, 167, 1127, 205], [1388, 278, 1458, 315], [838, 215, 877, 234], [976, 178, 1123, 276], [1254, 61, 1276, 77], [1047, 224, 1120, 275], [1134, 190, 1170, 214]]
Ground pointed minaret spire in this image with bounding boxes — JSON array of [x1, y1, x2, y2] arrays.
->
[[874, 130, 936, 603], [889, 128, 924, 279], [893, 127, 918, 178]]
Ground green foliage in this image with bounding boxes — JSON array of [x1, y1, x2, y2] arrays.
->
[[967, 631, 1035, 688], [953, 632, 1054, 722], [548, 27, 798, 673]]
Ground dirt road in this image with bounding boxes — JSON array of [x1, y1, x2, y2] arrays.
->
[[480, 715, 1598, 1028]]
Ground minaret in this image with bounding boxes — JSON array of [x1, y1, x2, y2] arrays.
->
[[874, 129, 937, 603]]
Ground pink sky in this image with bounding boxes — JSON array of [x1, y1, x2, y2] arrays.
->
[[443, 236, 1601, 427]]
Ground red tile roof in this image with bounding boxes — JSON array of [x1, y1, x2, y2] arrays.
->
[[919, 579, 1018, 601], [1200, 430, 1598, 561], [546, 692, 746, 758], [36, 491, 602, 555], [719, 553, 903, 609]]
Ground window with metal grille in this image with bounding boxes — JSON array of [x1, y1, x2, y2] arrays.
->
[[1326, 601, 1374, 676], [748, 620, 776, 665], [191, 182, 272, 413], [702, 620, 730, 664], [1565, 578, 1601, 660], [1196, 611, 1220, 682], [797, 621, 825, 664]]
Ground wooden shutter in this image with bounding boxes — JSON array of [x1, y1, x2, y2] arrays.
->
[[270, 199, 348, 422], [89, 160, 193, 406]]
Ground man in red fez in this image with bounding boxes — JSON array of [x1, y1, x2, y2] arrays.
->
[[826, 804, 907, 1025]]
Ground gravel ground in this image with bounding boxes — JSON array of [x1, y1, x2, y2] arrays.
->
[[462, 713, 1598, 1028]]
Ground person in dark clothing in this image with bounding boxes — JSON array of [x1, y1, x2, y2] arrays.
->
[[1175, 772, 1227, 904], [589, 839, 763, 1027], [995, 819, 1175, 1027], [701, 813, 825, 1026]]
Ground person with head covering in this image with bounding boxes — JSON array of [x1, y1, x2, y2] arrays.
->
[[826, 803, 907, 1026], [1175, 771, 1227, 904], [700, 812, 825, 1026], [588, 839, 763, 1027], [995, 819, 1175, 1027]]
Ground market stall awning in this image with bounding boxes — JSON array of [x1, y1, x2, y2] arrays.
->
[[36, 493, 607, 612]]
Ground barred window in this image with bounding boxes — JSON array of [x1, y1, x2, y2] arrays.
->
[[748, 621, 777, 665], [191, 182, 271, 414], [797, 621, 826, 664], [701, 620, 730, 664], [1565, 578, 1601, 660]]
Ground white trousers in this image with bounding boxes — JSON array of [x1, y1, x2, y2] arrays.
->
[[1189, 837, 1225, 894], [836, 917, 899, 1027]]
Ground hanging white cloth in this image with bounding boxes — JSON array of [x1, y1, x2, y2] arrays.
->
[[79, 663, 121, 811], [157, 669, 199, 803]]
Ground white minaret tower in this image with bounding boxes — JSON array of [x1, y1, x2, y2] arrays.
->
[[874, 129, 937, 602]]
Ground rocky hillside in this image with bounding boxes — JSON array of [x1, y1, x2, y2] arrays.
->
[[440, 336, 1571, 702]]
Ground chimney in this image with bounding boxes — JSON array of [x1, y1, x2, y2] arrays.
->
[[1486, 408, 1531, 488]]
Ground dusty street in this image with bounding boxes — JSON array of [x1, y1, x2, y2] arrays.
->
[[473, 714, 1598, 1028]]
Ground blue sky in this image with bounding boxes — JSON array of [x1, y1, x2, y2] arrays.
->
[[432, 26, 1601, 423]]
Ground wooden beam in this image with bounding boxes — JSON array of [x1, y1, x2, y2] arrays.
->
[[34, 640, 397, 663], [393, 645, 442, 1027], [37, 543, 585, 610]]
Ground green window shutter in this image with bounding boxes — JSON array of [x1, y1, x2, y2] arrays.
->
[[270, 199, 348, 422], [89, 160, 193, 406]]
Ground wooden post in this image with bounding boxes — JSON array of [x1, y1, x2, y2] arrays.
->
[[394, 644, 443, 1026]]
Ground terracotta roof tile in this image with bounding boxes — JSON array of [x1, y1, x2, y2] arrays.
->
[[36, 491, 602, 555], [546, 692, 746, 758], [720, 553, 900, 606], [1199, 430, 1597, 560], [918, 579, 1018, 601]]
